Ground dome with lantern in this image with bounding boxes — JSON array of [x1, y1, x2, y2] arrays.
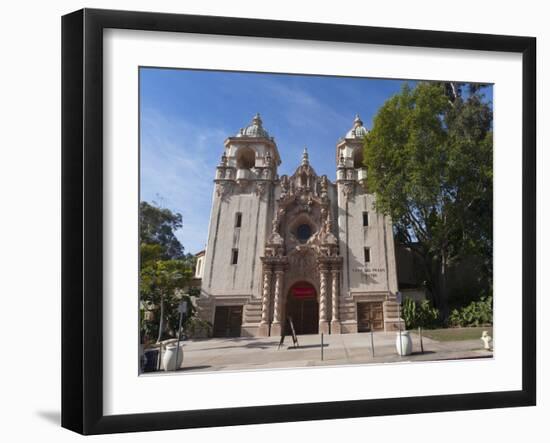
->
[[236, 113, 271, 139], [344, 115, 369, 139]]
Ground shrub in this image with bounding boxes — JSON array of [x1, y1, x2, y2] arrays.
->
[[141, 319, 159, 345], [184, 316, 213, 338], [448, 295, 493, 327], [402, 297, 441, 329]]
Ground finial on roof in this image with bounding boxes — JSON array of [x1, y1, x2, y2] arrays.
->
[[252, 113, 262, 126], [354, 114, 363, 127], [302, 147, 309, 166]]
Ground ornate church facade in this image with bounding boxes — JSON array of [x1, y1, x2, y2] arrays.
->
[[198, 114, 402, 337]]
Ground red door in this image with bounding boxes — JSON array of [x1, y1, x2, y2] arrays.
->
[[286, 283, 319, 335]]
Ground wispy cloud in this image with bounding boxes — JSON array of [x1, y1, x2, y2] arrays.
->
[[259, 78, 349, 133], [141, 107, 227, 254]]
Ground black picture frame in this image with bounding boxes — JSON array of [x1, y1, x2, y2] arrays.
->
[[61, 8, 536, 435]]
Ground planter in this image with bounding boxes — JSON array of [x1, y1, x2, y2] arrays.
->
[[143, 348, 160, 372], [162, 344, 184, 371], [395, 330, 413, 356]]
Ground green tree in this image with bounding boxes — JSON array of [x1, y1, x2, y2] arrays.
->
[[140, 243, 194, 342], [140, 201, 185, 259], [364, 82, 493, 315], [139, 201, 197, 342]]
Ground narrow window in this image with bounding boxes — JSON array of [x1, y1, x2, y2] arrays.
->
[[231, 249, 239, 265], [235, 212, 242, 228], [364, 247, 370, 263], [362, 212, 369, 227]]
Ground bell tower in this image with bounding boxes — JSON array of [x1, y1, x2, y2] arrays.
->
[[200, 114, 281, 337], [336, 115, 402, 333]]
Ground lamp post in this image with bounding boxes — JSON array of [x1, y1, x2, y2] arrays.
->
[[174, 299, 188, 371]]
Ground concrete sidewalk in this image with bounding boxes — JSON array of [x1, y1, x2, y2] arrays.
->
[[145, 331, 492, 374]]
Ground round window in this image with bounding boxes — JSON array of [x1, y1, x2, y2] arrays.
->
[[296, 224, 312, 243]]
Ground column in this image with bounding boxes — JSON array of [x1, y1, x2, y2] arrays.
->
[[270, 270, 284, 336], [331, 269, 341, 334], [319, 267, 330, 334], [258, 268, 272, 336]]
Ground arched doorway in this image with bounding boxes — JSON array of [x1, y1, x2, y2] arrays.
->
[[286, 282, 319, 335]]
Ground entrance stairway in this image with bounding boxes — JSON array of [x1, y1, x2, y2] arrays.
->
[[338, 297, 356, 322], [243, 298, 263, 325]]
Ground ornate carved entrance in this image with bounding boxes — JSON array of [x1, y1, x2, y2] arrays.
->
[[259, 148, 343, 337], [286, 282, 319, 335]]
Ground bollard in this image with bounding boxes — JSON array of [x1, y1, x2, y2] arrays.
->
[[419, 327, 424, 353], [174, 310, 184, 371], [370, 328, 375, 358], [321, 333, 324, 361], [157, 343, 163, 371], [397, 304, 403, 357]]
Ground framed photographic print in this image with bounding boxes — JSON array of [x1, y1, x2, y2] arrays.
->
[[61, 8, 536, 435]]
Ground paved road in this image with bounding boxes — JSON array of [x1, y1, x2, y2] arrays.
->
[[144, 331, 492, 374]]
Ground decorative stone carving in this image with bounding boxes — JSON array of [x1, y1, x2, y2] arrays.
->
[[215, 182, 232, 199], [320, 206, 328, 225], [320, 175, 328, 199], [342, 182, 354, 200], [331, 270, 339, 322], [255, 181, 267, 197], [319, 266, 330, 334], [265, 230, 284, 257], [260, 269, 272, 325], [271, 206, 286, 234], [272, 270, 284, 324], [319, 269, 328, 322], [339, 154, 345, 167], [320, 236, 338, 257], [298, 199, 313, 213], [289, 247, 314, 271], [301, 147, 309, 166], [289, 179, 295, 195], [280, 175, 289, 196]]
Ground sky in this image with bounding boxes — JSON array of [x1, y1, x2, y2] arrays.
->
[[139, 68, 491, 255]]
